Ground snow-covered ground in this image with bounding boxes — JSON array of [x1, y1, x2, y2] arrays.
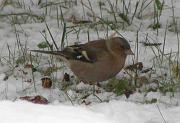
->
[[0, 0, 180, 122], [0, 100, 180, 123]]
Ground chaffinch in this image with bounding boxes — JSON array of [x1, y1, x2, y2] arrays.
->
[[31, 37, 134, 84]]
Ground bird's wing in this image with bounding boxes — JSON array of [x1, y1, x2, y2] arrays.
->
[[61, 44, 98, 63]]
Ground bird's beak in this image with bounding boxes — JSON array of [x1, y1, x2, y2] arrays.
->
[[125, 49, 134, 55]]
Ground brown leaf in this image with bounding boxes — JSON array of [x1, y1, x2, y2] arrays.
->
[[41, 77, 52, 88], [20, 95, 48, 104]]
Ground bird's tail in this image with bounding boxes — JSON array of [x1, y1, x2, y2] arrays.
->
[[30, 50, 67, 57]]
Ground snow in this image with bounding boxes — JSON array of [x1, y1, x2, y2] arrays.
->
[[0, 100, 180, 123], [0, 0, 180, 122], [0, 101, 115, 123]]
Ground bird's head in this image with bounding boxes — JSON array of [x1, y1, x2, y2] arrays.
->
[[117, 37, 134, 55]]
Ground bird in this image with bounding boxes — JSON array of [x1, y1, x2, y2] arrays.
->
[[31, 37, 134, 85]]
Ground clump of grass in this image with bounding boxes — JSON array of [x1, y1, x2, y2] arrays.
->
[[118, 13, 130, 25], [148, 22, 161, 30], [159, 82, 176, 96], [105, 77, 135, 96], [145, 98, 157, 104], [152, 0, 164, 34], [171, 63, 180, 80], [37, 41, 51, 49]]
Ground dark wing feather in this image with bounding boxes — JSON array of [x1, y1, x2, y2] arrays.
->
[[64, 44, 98, 63]]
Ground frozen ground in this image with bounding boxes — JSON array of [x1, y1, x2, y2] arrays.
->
[[0, 0, 180, 123]]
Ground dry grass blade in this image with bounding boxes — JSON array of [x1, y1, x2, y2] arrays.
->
[[45, 23, 59, 50]]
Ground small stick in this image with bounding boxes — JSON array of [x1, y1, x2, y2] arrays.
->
[[156, 104, 167, 123]]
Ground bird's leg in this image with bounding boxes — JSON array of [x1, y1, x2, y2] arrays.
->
[[92, 83, 102, 102], [92, 84, 96, 96]]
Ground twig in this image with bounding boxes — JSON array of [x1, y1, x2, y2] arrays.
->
[[30, 52, 37, 93], [156, 104, 167, 123]]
